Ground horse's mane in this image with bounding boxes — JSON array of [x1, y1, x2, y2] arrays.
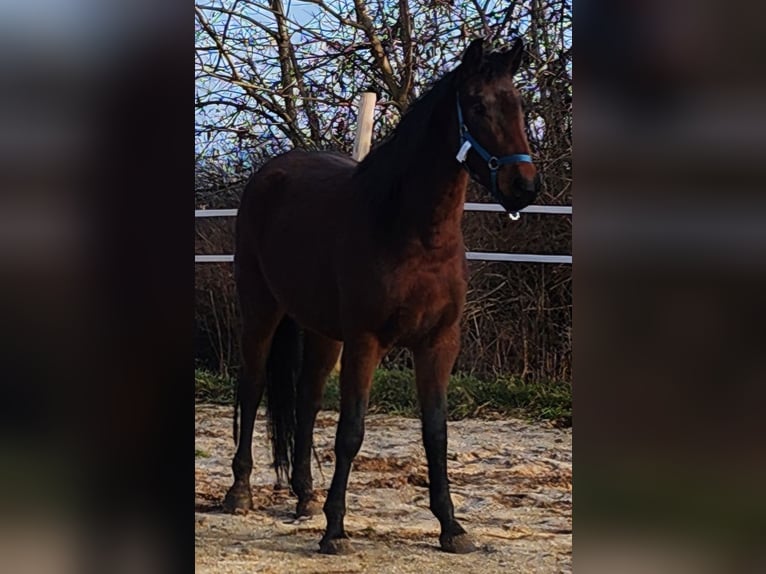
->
[[353, 69, 457, 210]]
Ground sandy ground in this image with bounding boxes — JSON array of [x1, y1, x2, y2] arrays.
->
[[195, 405, 571, 573]]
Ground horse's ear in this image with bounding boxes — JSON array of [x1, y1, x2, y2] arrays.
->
[[459, 38, 484, 78], [505, 38, 525, 75]]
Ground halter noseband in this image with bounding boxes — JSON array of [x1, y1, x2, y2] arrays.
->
[[455, 97, 532, 216]]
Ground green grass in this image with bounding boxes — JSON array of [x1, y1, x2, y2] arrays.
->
[[194, 367, 571, 426], [194, 369, 236, 404]]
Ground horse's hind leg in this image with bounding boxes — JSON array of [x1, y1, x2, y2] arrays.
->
[[292, 332, 342, 518], [223, 272, 283, 514], [413, 326, 476, 554]]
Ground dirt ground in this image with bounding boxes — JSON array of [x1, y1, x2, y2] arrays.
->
[[195, 405, 571, 573]]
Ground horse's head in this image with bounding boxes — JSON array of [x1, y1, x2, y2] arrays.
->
[[455, 38, 540, 213]]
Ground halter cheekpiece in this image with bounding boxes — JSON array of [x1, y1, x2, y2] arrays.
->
[[454, 96, 532, 215]]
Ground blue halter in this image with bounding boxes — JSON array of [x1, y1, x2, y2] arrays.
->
[[455, 97, 532, 205]]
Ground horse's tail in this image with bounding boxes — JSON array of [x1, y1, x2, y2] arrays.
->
[[265, 316, 304, 484]]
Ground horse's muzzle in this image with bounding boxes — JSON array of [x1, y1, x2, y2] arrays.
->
[[501, 173, 540, 211], [513, 174, 540, 199]]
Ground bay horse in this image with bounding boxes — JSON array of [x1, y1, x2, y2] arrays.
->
[[223, 37, 540, 555]]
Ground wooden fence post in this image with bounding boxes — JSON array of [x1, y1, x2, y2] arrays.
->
[[333, 91, 377, 374], [352, 92, 377, 161]]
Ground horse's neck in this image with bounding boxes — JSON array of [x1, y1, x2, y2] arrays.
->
[[399, 138, 468, 250]]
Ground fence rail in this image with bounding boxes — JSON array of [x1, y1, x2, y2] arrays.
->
[[195, 203, 572, 264], [194, 204, 572, 218]]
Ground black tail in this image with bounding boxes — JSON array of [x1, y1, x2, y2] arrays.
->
[[265, 316, 304, 484]]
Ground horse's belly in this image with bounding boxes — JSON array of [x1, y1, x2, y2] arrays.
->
[[289, 297, 343, 342], [258, 251, 343, 341]]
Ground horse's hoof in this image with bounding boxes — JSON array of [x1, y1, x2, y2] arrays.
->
[[223, 484, 253, 514], [319, 537, 354, 555], [296, 498, 323, 518], [440, 532, 477, 554]]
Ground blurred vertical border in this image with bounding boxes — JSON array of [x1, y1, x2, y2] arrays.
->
[[0, 1, 191, 573], [575, 0, 766, 572]]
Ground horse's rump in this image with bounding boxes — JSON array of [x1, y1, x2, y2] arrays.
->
[[235, 150, 359, 338]]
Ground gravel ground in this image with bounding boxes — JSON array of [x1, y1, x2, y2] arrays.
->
[[195, 404, 571, 573]]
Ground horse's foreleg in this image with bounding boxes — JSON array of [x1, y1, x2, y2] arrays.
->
[[292, 333, 342, 518], [414, 327, 476, 554], [319, 334, 381, 554]]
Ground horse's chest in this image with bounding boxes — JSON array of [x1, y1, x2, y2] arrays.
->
[[380, 273, 465, 344], [403, 275, 454, 309]]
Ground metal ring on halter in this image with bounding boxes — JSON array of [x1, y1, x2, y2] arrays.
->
[[508, 211, 521, 221], [488, 157, 500, 170]]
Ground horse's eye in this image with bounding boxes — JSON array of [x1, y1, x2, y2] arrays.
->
[[472, 102, 486, 115]]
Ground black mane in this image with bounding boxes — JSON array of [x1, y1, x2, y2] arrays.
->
[[353, 69, 457, 209]]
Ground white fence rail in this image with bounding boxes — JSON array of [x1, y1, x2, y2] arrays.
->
[[195, 204, 572, 264]]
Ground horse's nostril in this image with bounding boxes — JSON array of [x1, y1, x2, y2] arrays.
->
[[514, 176, 537, 194]]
